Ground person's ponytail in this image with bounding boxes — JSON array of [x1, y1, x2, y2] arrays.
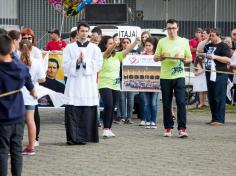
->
[[19, 40, 32, 67]]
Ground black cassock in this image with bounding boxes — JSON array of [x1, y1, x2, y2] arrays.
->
[[65, 105, 99, 144]]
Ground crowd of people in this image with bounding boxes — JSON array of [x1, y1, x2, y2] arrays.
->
[[0, 19, 236, 175]]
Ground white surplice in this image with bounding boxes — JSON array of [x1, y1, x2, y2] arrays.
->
[[62, 41, 103, 106]]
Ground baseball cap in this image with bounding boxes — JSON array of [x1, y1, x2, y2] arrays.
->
[[71, 27, 77, 32], [195, 27, 203, 33], [48, 29, 60, 36]]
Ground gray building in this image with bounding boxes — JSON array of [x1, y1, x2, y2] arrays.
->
[[0, 0, 235, 48], [135, 0, 236, 38]]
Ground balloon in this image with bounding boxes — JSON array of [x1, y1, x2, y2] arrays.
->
[[48, 0, 63, 6], [48, 0, 106, 17], [48, 0, 62, 13], [50, 0, 63, 14], [48, 0, 55, 4], [94, 0, 106, 4], [63, 0, 82, 16], [77, 0, 93, 13]]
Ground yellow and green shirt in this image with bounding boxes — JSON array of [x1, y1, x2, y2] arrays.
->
[[98, 52, 125, 90], [155, 37, 192, 79]]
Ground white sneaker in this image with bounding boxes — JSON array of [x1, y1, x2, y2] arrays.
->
[[178, 128, 188, 138], [139, 120, 146, 126], [108, 129, 116, 137], [150, 122, 157, 129], [34, 141, 39, 147], [163, 128, 172, 137], [102, 129, 110, 138], [145, 122, 151, 129]]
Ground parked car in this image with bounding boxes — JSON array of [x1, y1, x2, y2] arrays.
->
[[141, 28, 167, 40]]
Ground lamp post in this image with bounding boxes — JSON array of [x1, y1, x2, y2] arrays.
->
[[214, 0, 217, 28]]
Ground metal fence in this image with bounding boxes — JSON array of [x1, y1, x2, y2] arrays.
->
[[0, 0, 235, 48], [19, 0, 82, 49], [18, 0, 132, 49]]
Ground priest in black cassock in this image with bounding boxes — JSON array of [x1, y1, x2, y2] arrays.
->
[[62, 22, 103, 145]]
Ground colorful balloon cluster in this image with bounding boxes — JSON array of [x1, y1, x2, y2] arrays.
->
[[48, 0, 106, 16]]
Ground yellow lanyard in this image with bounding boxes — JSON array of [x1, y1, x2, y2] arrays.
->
[[0, 89, 21, 98]]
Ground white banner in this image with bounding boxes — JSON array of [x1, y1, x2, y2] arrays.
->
[[118, 26, 141, 39], [122, 54, 161, 92], [122, 54, 161, 67]]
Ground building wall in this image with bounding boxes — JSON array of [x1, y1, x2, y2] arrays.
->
[[0, 0, 18, 30], [136, 0, 236, 22], [135, 0, 236, 38], [0, 0, 18, 18]]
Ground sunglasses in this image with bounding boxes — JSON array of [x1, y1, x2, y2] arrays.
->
[[22, 37, 32, 40], [233, 33, 236, 36]]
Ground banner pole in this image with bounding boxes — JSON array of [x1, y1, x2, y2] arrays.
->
[[59, 14, 65, 38]]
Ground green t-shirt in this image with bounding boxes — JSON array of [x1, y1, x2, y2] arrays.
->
[[98, 52, 124, 90], [155, 37, 192, 79]]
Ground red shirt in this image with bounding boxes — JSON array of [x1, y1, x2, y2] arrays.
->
[[45, 40, 67, 51], [189, 38, 200, 62]]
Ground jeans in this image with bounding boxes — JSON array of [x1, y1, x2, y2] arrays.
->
[[99, 88, 119, 128], [160, 78, 186, 130], [206, 72, 227, 123], [143, 92, 159, 123], [117, 91, 136, 120], [138, 92, 145, 121], [0, 123, 24, 176]]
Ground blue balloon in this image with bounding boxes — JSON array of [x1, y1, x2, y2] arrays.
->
[[77, 0, 93, 13]]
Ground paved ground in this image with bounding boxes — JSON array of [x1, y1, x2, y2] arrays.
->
[[8, 107, 236, 176]]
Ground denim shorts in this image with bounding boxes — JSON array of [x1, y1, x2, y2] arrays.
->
[[25, 105, 36, 110]]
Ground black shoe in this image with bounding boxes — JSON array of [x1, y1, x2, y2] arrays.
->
[[67, 141, 76, 145], [125, 119, 134, 124], [76, 141, 87, 145]]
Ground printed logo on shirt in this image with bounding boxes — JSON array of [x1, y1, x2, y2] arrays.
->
[[205, 47, 216, 70], [171, 61, 183, 75], [113, 78, 120, 85]]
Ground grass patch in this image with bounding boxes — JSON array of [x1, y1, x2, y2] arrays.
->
[[188, 104, 236, 113], [188, 105, 209, 112], [225, 105, 236, 111]]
